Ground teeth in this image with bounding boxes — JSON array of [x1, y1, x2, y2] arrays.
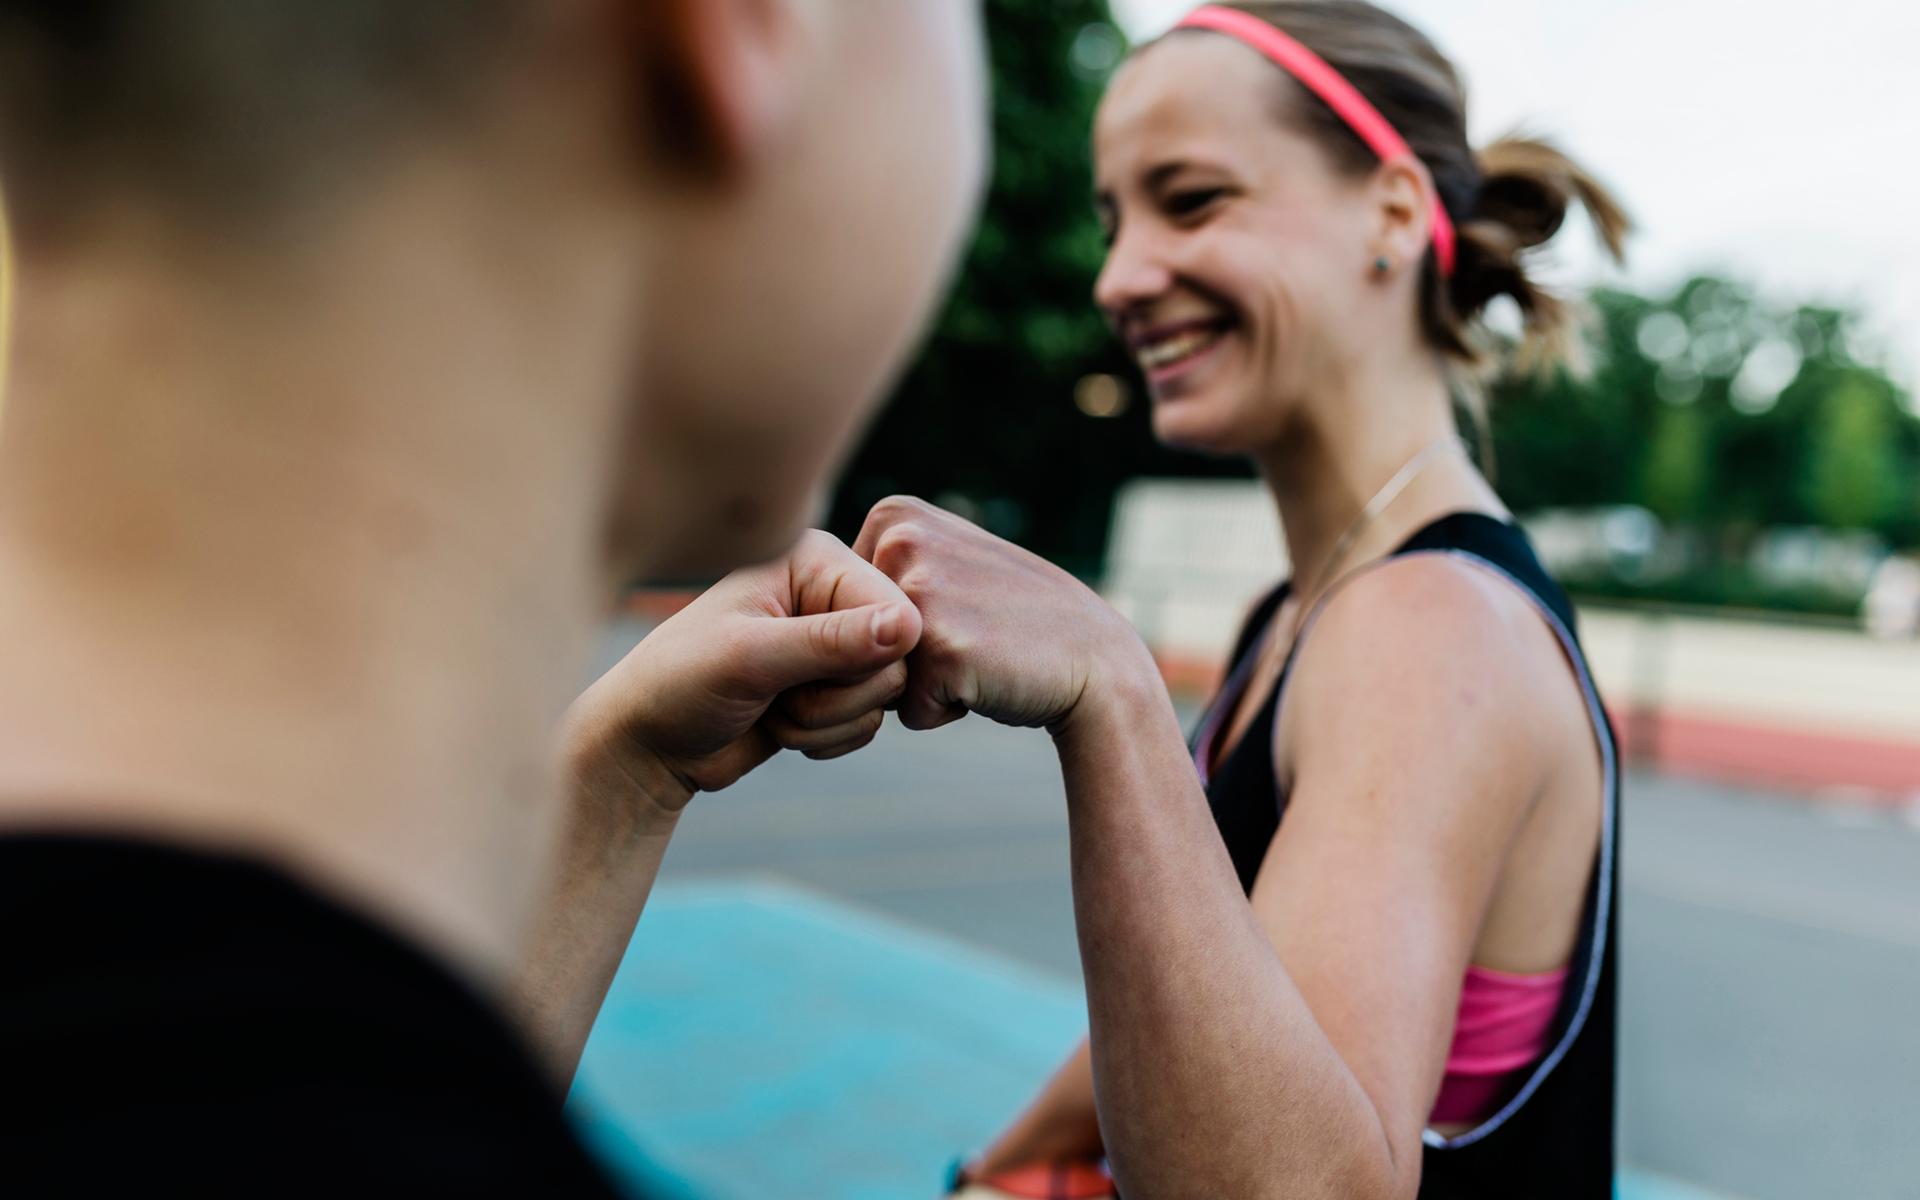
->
[[1138, 327, 1224, 370]]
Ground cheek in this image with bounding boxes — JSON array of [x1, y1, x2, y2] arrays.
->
[[1183, 232, 1297, 349], [1195, 250, 1299, 405], [1242, 227, 1365, 376]]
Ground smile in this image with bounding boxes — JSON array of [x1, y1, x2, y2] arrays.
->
[[1133, 320, 1233, 382]]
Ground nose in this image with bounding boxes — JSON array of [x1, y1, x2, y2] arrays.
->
[[1094, 227, 1175, 327]]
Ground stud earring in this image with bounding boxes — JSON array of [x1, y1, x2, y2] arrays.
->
[[1373, 255, 1392, 276]]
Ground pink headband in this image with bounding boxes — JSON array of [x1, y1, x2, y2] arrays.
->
[[1175, 4, 1458, 277]]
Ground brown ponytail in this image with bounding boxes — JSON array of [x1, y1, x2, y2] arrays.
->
[[1447, 134, 1632, 377]]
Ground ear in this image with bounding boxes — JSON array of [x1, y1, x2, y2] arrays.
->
[[638, 0, 801, 179], [1368, 156, 1435, 275]]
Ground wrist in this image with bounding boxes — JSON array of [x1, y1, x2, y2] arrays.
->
[[563, 707, 695, 835], [1050, 639, 1169, 748]]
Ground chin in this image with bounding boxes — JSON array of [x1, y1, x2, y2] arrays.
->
[[1150, 398, 1257, 458]]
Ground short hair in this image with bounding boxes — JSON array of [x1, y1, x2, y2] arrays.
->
[[0, 1, 519, 230]]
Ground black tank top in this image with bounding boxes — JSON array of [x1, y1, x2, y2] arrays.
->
[[1191, 512, 1618, 1198]]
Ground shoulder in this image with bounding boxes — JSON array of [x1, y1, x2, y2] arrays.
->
[[1309, 550, 1556, 662], [1281, 552, 1573, 779], [0, 837, 618, 1192]]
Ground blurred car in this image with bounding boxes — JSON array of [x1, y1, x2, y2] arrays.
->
[[1863, 556, 1920, 639]]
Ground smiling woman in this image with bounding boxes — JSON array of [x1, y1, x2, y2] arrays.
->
[[1093, 2, 1629, 458], [937, 3, 1634, 1198]]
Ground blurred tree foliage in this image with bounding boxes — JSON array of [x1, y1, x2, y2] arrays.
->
[[1490, 277, 1920, 552], [825, 0, 1244, 575], [828, 3, 1919, 602]]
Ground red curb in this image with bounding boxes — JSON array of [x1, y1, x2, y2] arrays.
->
[[1155, 652, 1226, 699], [1610, 708, 1920, 803], [1154, 652, 1920, 803]]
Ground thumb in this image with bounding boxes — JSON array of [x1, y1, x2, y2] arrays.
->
[[744, 601, 923, 693]]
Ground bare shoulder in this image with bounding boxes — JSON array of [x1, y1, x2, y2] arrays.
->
[[1307, 548, 1561, 655], [1281, 552, 1578, 782]]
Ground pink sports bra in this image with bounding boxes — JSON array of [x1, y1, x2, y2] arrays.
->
[[1430, 962, 1570, 1125], [1193, 681, 1571, 1129]]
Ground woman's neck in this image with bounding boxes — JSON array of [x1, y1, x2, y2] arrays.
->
[[1255, 362, 1504, 598]]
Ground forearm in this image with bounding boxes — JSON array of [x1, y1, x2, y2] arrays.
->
[[511, 719, 690, 1084], [969, 1039, 1104, 1178], [1052, 663, 1402, 1199]]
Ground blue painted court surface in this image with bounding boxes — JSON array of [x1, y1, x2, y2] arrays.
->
[[570, 880, 1729, 1199]]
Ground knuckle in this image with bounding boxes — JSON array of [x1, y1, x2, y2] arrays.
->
[[873, 525, 925, 577], [809, 611, 851, 660], [796, 528, 849, 566], [884, 558, 936, 608], [924, 627, 970, 667], [865, 496, 913, 533]]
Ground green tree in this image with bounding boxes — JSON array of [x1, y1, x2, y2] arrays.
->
[[1801, 371, 1902, 531], [1641, 403, 1710, 524], [1492, 277, 1918, 545], [1486, 288, 1663, 512]]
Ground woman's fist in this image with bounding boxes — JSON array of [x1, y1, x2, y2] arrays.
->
[[854, 497, 1156, 736]]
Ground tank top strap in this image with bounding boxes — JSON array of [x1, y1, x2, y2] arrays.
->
[[1278, 513, 1577, 692], [1225, 580, 1291, 675], [1393, 512, 1580, 634]]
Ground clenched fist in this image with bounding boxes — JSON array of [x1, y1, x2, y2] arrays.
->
[[566, 530, 925, 818], [853, 497, 1160, 737]]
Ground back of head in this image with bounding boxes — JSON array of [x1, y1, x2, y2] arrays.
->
[[1219, 0, 1630, 377], [0, 1, 991, 582], [0, 0, 520, 236]]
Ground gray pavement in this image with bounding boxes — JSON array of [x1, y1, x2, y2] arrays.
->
[[600, 619, 1920, 1200]]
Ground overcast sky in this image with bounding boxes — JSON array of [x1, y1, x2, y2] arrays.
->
[[1109, 0, 1920, 387]]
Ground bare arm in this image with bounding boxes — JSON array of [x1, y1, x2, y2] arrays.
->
[[1054, 563, 1558, 1198], [1052, 659, 1405, 1198], [511, 532, 923, 1080], [510, 700, 692, 1083], [859, 501, 1562, 1199]]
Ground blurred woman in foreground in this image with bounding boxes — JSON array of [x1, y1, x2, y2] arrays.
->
[[870, 3, 1631, 1196]]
